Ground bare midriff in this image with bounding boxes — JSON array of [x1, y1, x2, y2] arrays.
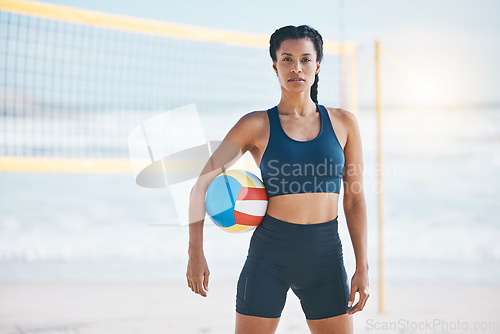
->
[[265, 192, 340, 224]]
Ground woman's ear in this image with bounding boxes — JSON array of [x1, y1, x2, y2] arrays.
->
[[316, 62, 320, 75], [272, 62, 278, 74]]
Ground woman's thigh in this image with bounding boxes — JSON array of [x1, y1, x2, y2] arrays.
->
[[235, 312, 281, 334], [306, 314, 353, 334]]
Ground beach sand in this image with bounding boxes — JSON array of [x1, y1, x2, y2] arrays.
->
[[0, 280, 499, 334]]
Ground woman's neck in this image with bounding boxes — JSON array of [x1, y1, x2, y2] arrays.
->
[[277, 90, 317, 116]]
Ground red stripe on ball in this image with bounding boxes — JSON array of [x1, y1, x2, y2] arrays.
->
[[234, 211, 264, 226], [236, 187, 268, 201]]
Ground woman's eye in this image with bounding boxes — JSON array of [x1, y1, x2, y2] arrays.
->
[[282, 57, 311, 62]]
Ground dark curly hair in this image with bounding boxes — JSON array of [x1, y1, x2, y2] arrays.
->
[[269, 25, 324, 103]]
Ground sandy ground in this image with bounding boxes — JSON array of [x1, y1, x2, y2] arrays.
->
[[0, 280, 499, 334]]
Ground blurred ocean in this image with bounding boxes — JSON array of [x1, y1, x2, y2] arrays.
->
[[0, 105, 499, 285]]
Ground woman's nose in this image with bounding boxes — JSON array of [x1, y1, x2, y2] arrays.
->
[[291, 61, 302, 73]]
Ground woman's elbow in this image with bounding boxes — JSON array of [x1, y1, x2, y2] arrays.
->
[[343, 191, 366, 211]]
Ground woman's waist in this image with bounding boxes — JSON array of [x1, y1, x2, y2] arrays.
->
[[265, 193, 339, 224]]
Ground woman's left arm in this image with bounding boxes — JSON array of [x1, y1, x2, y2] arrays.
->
[[341, 109, 370, 315]]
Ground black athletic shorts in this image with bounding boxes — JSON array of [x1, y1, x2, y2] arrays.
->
[[236, 213, 350, 320]]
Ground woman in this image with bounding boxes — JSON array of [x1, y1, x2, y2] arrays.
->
[[187, 25, 369, 334]]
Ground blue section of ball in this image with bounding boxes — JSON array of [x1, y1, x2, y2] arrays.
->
[[210, 208, 235, 228], [205, 174, 243, 228]]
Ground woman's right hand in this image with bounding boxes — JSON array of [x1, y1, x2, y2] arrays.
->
[[186, 251, 210, 297]]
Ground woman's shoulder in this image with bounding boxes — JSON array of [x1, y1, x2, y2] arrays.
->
[[238, 109, 269, 127], [322, 106, 360, 147], [223, 110, 269, 152], [226, 109, 269, 138], [323, 106, 356, 120], [244, 109, 270, 118], [323, 106, 359, 128]]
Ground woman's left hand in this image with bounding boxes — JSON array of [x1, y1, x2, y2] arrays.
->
[[346, 268, 370, 315]]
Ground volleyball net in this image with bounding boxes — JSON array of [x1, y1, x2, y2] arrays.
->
[[0, 0, 358, 173]]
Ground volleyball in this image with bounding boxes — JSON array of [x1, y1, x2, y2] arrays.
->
[[205, 169, 268, 233]]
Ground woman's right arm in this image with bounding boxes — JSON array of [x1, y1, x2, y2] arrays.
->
[[186, 111, 261, 297]]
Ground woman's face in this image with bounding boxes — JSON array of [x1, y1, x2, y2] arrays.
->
[[273, 38, 320, 94]]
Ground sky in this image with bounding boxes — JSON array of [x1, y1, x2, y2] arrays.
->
[[40, 0, 500, 108]]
